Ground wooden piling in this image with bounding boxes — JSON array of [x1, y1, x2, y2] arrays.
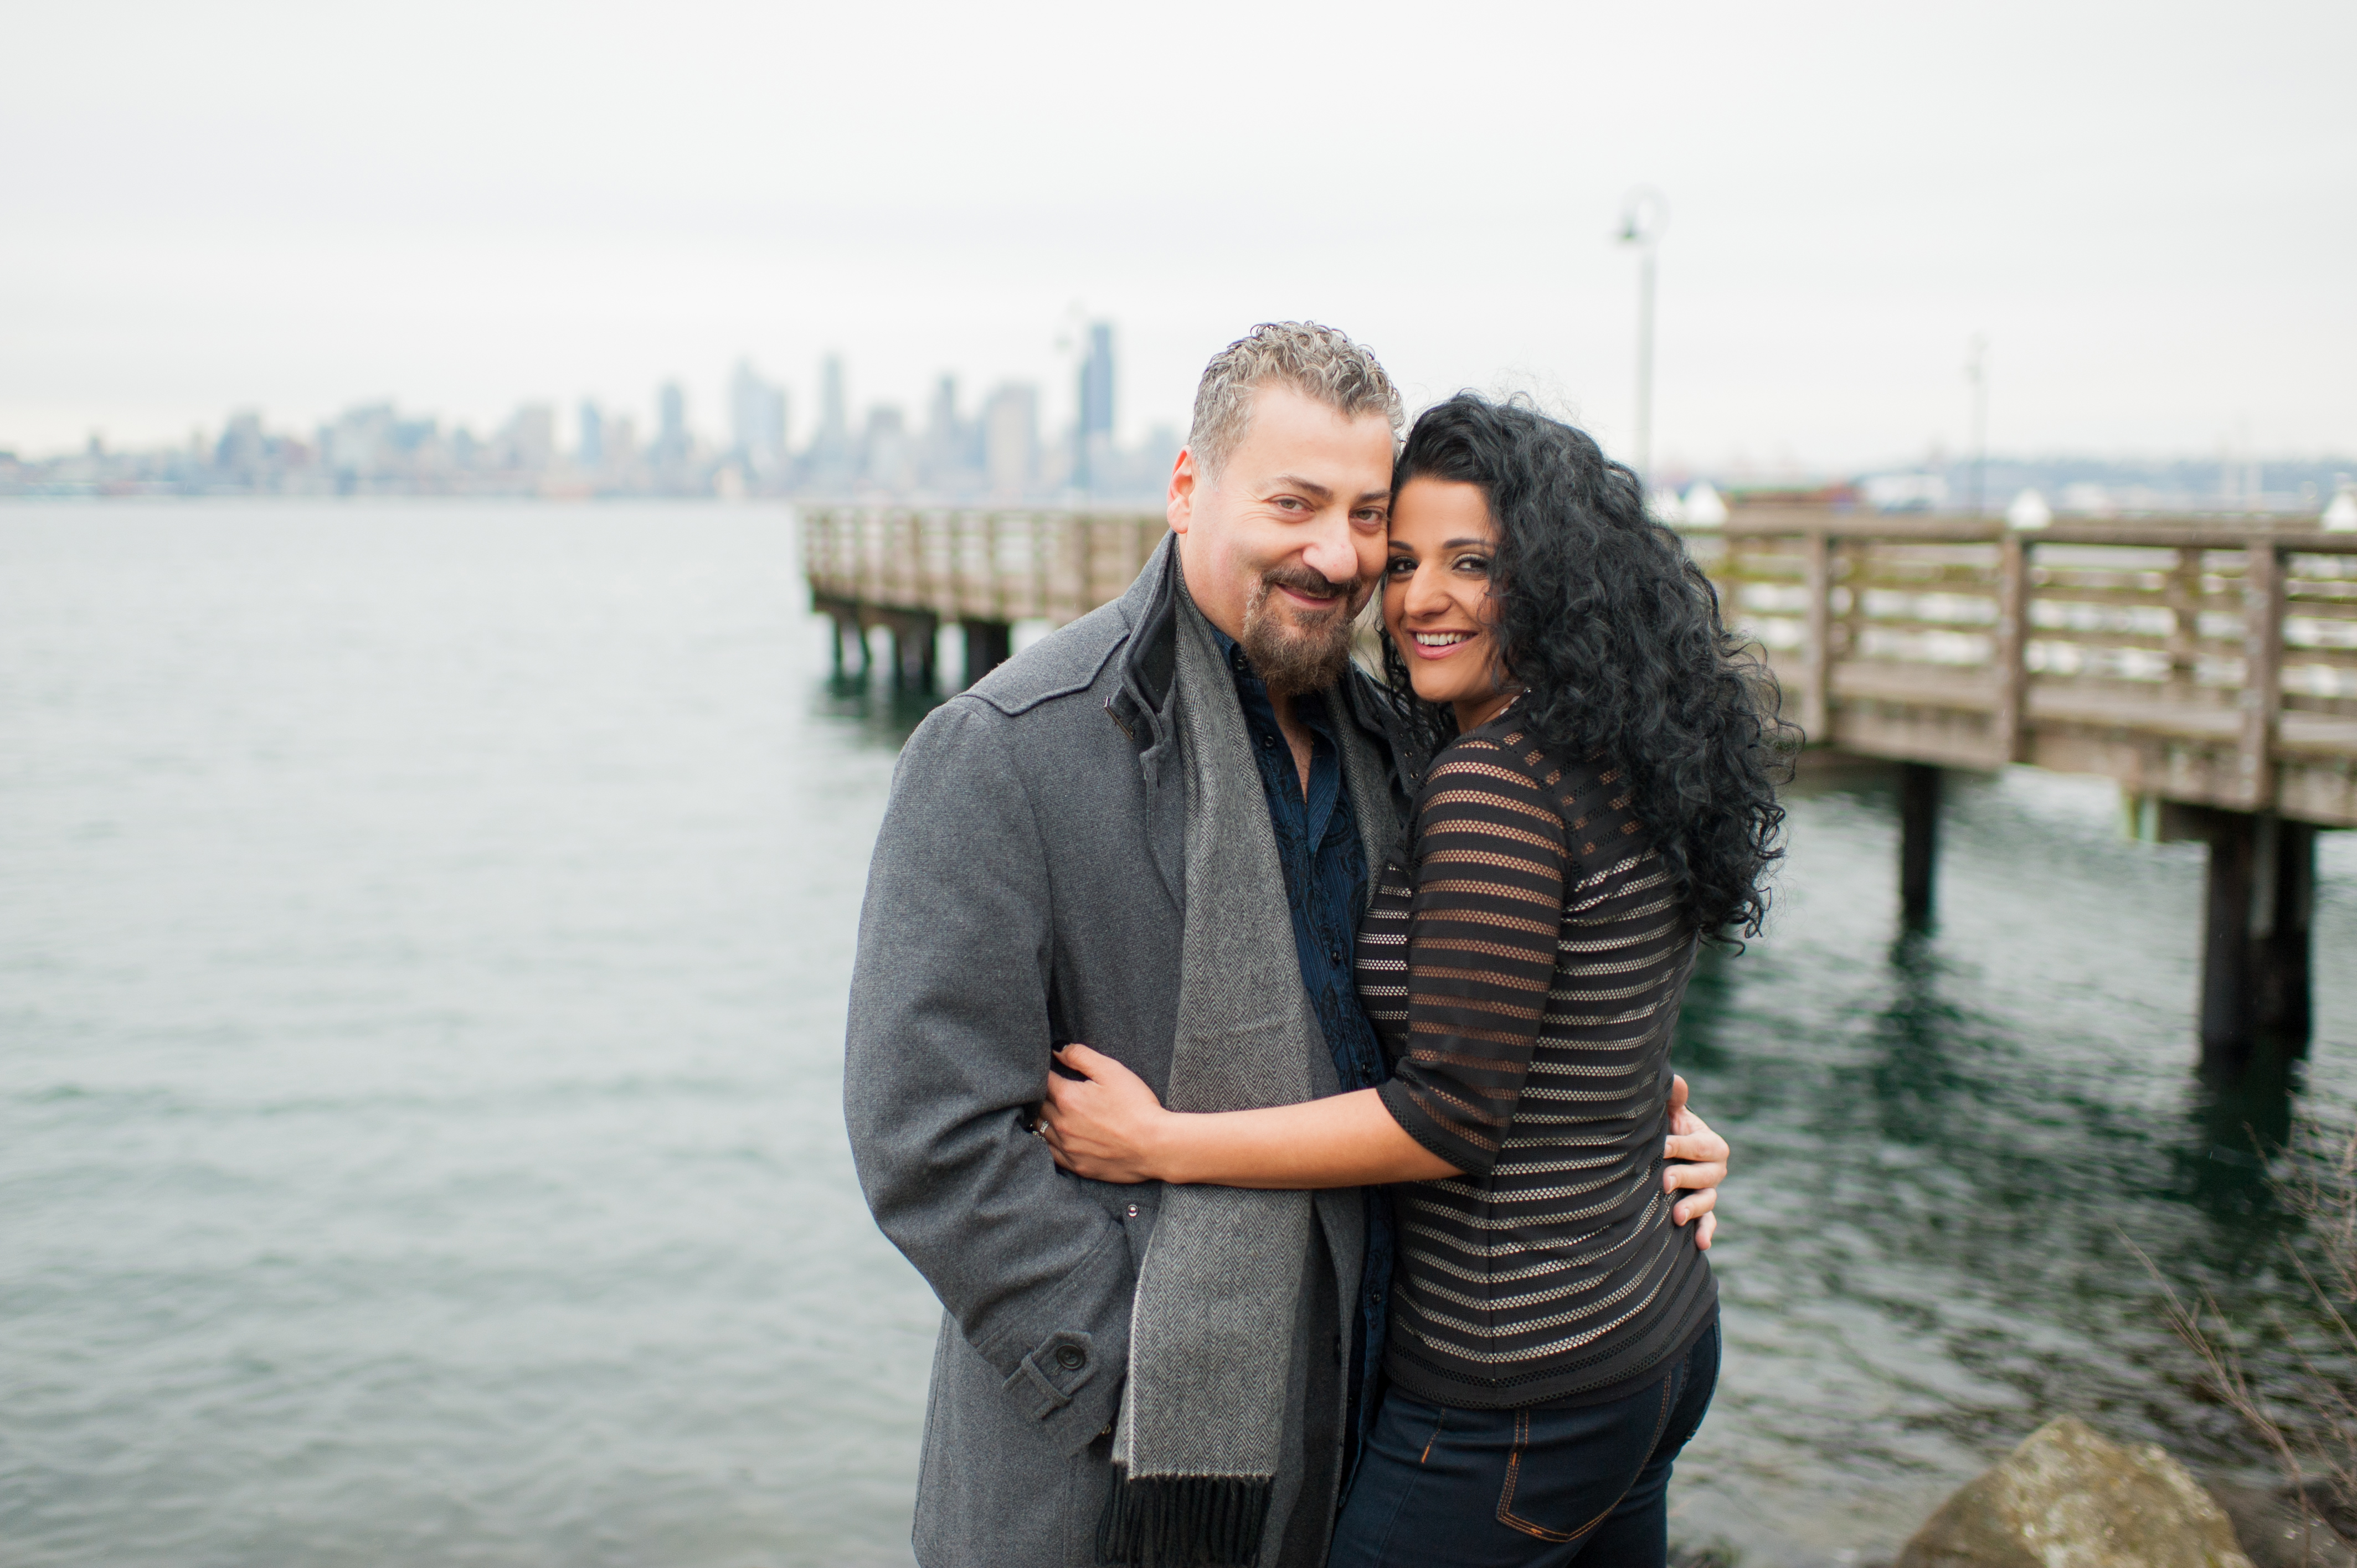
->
[[2200, 812, 2258, 1071], [1898, 762, 1942, 931], [2199, 808, 2318, 1075], [886, 614, 939, 694], [2256, 817, 2316, 1052], [961, 619, 1012, 687]]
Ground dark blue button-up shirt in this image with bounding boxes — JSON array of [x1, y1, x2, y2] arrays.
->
[[1212, 630, 1394, 1459]]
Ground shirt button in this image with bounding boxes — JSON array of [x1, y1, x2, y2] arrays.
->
[[1329, 945, 1342, 962], [1056, 1345, 1087, 1371], [1125, 1203, 1140, 1219], [1260, 734, 1275, 749]]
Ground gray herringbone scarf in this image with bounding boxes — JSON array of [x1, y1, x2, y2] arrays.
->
[[1097, 579, 1332, 1568]]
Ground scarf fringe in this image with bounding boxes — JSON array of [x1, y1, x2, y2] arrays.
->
[[1095, 1468, 1274, 1567]]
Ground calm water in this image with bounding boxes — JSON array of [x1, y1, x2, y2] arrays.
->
[[3, 503, 2351, 1566]]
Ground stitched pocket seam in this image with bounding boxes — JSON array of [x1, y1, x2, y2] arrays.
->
[[1495, 1372, 1678, 1544]]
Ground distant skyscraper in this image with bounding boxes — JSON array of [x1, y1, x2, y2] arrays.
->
[[1079, 323, 1114, 439], [927, 375, 958, 441], [807, 354, 853, 492], [983, 383, 1038, 499], [657, 381, 688, 460], [1075, 322, 1114, 491], [863, 405, 914, 491], [1140, 422, 1181, 491], [730, 360, 788, 478], [923, 374, 961, 486], [322, 403, 398, 482], [502, 404, 556, 473], [215, 411, 266, 484], [820, 357, 848, 448], [578, 400, 604, 469], [605, 414, 639, 470]]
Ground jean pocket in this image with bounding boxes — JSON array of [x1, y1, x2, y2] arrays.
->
[[1493, 1377, 1679, 1544]]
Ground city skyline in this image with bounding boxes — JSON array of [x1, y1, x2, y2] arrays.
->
[[14, 320, 2357, 483], [10, 341, 2350, 515], [8, 318, 2354, 497], [6, 3, 2351, 472], [0, 328, 1198, 503]]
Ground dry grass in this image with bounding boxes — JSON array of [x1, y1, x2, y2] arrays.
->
[[2140, 1120, 2357, 1551]]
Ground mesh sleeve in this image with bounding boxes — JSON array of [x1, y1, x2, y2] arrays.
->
[[1376, 736, 1566, 1177]]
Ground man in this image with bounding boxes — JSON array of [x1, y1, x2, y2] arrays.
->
[[844, 323, 1727, 1567]]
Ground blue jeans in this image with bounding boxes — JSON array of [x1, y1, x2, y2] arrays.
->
[[1328, 1319, 1720, 1567]]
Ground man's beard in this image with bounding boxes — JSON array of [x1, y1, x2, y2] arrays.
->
[[1238, 564, 1360, 695]]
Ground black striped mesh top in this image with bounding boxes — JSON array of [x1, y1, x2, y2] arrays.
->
[[1360, 706, 1717, 1410]]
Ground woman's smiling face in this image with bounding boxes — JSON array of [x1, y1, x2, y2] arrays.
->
[[1383, 476, 1516, 730]]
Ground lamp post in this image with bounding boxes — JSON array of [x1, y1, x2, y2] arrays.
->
[[1618, 187, 1669, 498]]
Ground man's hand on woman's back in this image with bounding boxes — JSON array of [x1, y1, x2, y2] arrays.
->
[[1665, 1073, 1729, 1250]]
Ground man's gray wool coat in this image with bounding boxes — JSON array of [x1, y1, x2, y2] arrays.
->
[[843, 536, 1410, 1568]]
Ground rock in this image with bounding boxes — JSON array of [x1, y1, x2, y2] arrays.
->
[[1895, 1416, 2253, 1568], [2206, 1479, 2357, 1568]]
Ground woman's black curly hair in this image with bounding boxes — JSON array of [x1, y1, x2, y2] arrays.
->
[[1377, 393, 1795, 942]]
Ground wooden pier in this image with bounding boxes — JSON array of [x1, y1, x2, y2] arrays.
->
[[801, 508, 1170, 692], [802, 503, 2356, 1073]]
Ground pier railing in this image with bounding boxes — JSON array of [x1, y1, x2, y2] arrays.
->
[[800, 502, 2357, 829], [801, 502, 2351, 1065], [800, 506, 1170, 628], [1692, 511, 2357, 830]]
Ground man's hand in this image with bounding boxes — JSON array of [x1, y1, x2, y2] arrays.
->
[[1664, 1072, 1729, 1250], [1036, 1043, 1169, 1184]]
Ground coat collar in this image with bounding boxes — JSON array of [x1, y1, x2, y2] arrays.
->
[[1105, 531, 1181, 757], [1105, 535, 1415, 895]]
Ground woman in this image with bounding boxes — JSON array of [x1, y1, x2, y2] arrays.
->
[[1041, 393, 1790, 1565]]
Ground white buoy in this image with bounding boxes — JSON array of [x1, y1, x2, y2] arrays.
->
[[2324, 478, 2357, 532], [1683, 481, 1729, 525], [2006, 488, 2052, 530]]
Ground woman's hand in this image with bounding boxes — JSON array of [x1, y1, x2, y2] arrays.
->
[[1664, 1073, 1730, 1251], [1036, 1043, 1171, 1184]]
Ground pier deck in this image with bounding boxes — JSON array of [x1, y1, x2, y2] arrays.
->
[[802, 503, 2355, 1067], [801, 503, 2357, 827]]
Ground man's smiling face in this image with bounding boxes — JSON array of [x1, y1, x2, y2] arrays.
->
[[1166, 381, 1395, 694]]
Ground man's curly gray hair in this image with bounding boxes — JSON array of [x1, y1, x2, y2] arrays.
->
[[1187, 322, 1404, 481]]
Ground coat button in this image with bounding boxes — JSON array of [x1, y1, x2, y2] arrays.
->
[[1056, 1345, 1087, 1371]]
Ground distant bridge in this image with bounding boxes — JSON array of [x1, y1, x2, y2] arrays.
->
[[801, 503, 2356, 1076]]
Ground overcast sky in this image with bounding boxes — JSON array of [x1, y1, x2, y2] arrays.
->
[[6, 0, 2352, 470]]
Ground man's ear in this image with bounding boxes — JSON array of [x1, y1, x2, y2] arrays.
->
[[1166, 447, 1199, 534]]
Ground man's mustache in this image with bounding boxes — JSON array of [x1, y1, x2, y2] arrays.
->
[[1259, 564, 1358, 608]]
